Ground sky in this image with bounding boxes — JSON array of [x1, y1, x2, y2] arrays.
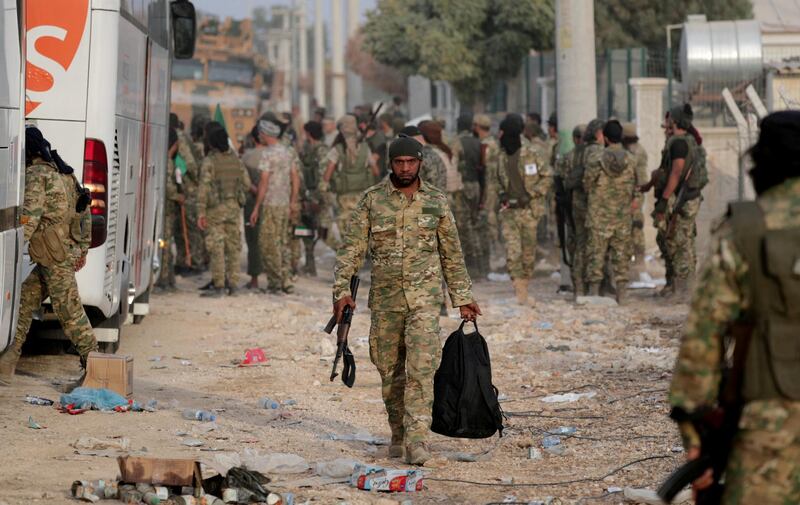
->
[[192, 0, 378, 22]]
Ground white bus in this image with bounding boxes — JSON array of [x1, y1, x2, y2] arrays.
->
[[25, 0, 195, 352], [0, 0, 25, 354]]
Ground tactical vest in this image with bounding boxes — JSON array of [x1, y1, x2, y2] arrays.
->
[[565, 143, 590, 191], [731, 201, 800, 402], [28, 164, 81, 267], [211, 151, 246, 207], [660, 134, 708, 194], [334, 143, 372, 195], [458, 134, 481, 183]]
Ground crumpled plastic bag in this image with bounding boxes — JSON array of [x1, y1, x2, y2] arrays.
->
[[59, 387, 129, 411]]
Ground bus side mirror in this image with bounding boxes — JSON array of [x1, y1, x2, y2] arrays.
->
[[171, 0, 196, 59]]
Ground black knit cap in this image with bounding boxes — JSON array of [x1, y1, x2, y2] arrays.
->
[[603, 120, 623, 143], [388, 136, 423, 160]]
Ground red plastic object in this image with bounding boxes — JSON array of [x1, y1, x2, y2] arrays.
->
[[240, 348, 268, 366]]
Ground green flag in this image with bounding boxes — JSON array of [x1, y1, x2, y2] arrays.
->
[[214, 103, 226, 132]]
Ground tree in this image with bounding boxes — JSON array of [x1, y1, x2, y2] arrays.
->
[[361, 0, 554, 105], [595, 0, 753, 50], [347, 32, 408, 98]]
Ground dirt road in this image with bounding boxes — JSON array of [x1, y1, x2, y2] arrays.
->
[[0, 253, 690, 505]]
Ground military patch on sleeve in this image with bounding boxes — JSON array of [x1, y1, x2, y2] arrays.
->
[[422, 206, 443, 216]]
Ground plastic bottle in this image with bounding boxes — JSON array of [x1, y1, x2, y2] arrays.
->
[[257, 398, 279, 409], [182, 409, 217, 422], [25, 395, 54, 406]]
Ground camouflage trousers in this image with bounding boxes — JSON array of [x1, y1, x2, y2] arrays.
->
[[259, 205, 292, 291], [585, 217, 632, 286], [569, 198, 588, 293], [336, 193, 362, 242], [631, 196, 646, 261], [666, 197, 700, 280], [654, 212, 673, 284], [205, 207, 242, 289], [319, 191, 340, 252], [158, 202, 177, 287], [244, 197, 262, 278], [501, 206, 540, 280], [16, 262, 97, 359], [449, 187, 479, 271], [721, 400, 800, 504], [369, 309, 442, 446], [176, 196, 207, 269]]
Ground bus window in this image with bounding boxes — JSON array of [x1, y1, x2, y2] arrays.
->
[[172, 59, 204, 80], [208, 60, 253, 86]]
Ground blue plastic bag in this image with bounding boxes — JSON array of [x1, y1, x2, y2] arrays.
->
[[59, 387, 129, 411]]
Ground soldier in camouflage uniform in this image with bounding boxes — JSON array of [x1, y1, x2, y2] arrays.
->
[[669, 111, 800, 504], [333, 136, 480, 465], [582, 120, 636, 304], [492, 114, 552, 306], [0, 127, 97, 386], [198, 124, 251, 297], [241, 127, 267, 289], [298, 121, 330, 276], [555, 124, 584, 291], [451, 114, 489, 279], [156, 128, 184, 291], [322, 115, 379, 245], [474, 114, 503, 265], [622, 122, 649, 273], [174, 113, 206, 274], [565, 119, 604, 297], [249, 119, 301, 294]]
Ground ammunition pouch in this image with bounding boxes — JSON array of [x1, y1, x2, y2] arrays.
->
[[29, 223, 69, 267]]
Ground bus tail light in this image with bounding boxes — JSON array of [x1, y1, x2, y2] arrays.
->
[[83, 138, 108, 248]]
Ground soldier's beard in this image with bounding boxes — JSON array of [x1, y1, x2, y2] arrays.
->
[[390, 173, 419, 188]]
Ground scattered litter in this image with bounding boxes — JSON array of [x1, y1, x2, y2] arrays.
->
[[540, 391, 597, 403], [27, 416, 44, 429], [670, 446, 685, 453], [541, 436, 561, 448], [441, 449, 493, 462], [575, 296, 618, 306], [537, 322, 553, 330], [151, 364, 168, 370], [547, 426, 577, 436], [148, 356, 163, 362], [487, 272, 511, 282], [583, 319, 605, 326], [71, 480, 118, 501], [350, 464, 423, 492], [545, 344, 570, 352], [527, 447, 542, 460], [24, 395, 54, 406], [182, 409, 217, 422], [59, 387, 129, 411], [326, 432, 388, 445], [281, 399, 297, 406], [314, 458, 359, 478], [497, 393, 508, 401], [241, 450, 309, 475], [623, 487, 691, 504], [240, 347, 268, 366], [181, 438, 205, 447], [72, 436, 130, 452], [607, 486, 623, 493], [499, 476, 514, 485], [258, 398, 280, 410], [180, 360, 192, 366], [544, 445, 566, 456], [144, 399, 158, 412]]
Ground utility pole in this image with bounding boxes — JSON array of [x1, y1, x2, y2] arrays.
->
[[331, 0, 346, 119], [555, 0, 597, 290], [313, 0, 325, 108], [346, 0, 363, 110], [298, 1, 309, 121]]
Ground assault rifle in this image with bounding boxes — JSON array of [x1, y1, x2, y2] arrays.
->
[[324, 275, 359, 388], [553, 175, 573, 267], [356, 103, 384, 146], [658, 323, 753, 504], [666, 164, 694, 237]]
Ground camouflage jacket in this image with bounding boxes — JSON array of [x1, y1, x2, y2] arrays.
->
[[23, 158, 90, 259], [177, 130, 200, 188], [481, 136, 500, 208], [300, 142, 330, 194], [198, 150, 250, 219], [669, 177, 800, 449], [258, 143, 295, 207], [420, 144, 447, 191], [493, 136, 553, 217], [333, 177, 474, 312], [583, 143, 635, 228]]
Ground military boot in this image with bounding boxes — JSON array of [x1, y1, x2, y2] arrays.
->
[[200, 287, 225, 298], [587, 283, 601, 296], [405, 442, 432, 466], [615, 282, 629, 306], [0, 339, 24, 387]]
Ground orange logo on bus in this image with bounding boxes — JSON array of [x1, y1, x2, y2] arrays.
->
[[25, 0, 89, 115]]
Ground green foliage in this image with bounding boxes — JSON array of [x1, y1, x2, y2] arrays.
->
[[595, 0, 753, 49], [362, 0, 554, 103]]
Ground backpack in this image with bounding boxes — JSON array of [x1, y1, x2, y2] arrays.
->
[[431, 321, 504, 438]]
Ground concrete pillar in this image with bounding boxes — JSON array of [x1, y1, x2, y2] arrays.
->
[[298, 2, 309, 121], [629, 77, 668, 254], [555, 0, 597, 288], [346, 0, 363, 110], [331, 0, 346, 118], [313, 0, 325, 108]]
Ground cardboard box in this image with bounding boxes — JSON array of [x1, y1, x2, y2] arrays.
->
[[83, 352, 133, 398], [117, 456, 202, 488]]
